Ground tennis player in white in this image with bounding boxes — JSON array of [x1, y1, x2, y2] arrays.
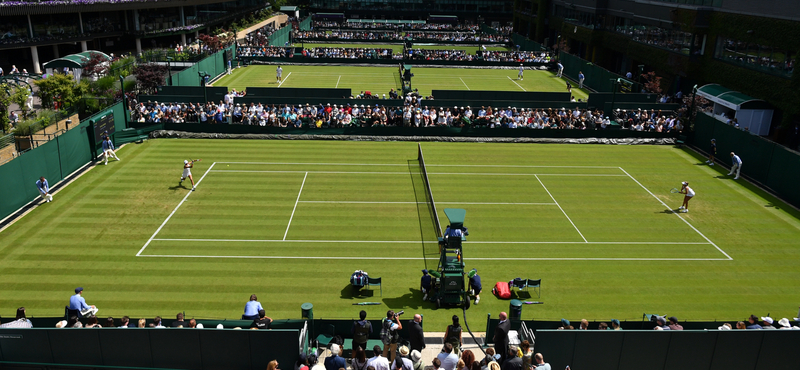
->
[[179, 159, 201, 191], [678, 181, 694, 213], [518, 64, 524, 80], [276, 65, 283, 83], [728, 152, 742, 180]]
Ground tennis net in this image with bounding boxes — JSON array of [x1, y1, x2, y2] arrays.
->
[[418, 143, 443, 238]]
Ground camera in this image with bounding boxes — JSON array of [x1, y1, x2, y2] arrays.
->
[[394, 310, 405, 318]]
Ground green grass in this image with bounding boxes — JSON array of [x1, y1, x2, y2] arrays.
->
[[298, 43, 511, 53], [217, 65, 590, 101], [2, 140, 799, 326]]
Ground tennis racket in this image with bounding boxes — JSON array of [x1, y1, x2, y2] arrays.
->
[[670, 188, 681, 194]]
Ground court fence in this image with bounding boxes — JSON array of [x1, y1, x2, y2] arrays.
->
[[558, 51, 640, 93], [171, 45, 236, 87], [690, 112, 800, 209]]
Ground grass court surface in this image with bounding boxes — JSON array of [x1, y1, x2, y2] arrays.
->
[[216, 65, 590, 101], [297, 43, 511, 53], [1, 140, 799, 325]]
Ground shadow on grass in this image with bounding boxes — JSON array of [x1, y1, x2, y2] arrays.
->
[[341, 285, 375, 300], [382, 288, 432, 310]]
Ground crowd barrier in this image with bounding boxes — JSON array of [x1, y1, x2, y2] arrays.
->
[[0, 326, 303, 370], [534, 330, 799, 370], [691, 113, 800, 208], [512, 33, 545, 52], [432, 90, 569, 102]]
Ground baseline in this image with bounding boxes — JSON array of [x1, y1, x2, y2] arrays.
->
[[215, 162, 619, 169], [136, 162, 217, 256], [619, 167, 733, 260], [150, 238, 706, 245], [211, 170, 626, 177], [297, 201, 557, 205]]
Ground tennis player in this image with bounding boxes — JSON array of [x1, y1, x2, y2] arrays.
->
[[705, 139, 716, 166], [276, 65, 283, 83], [179, 159, 201, 191], [678, 181, 694, 213], [518, 64, 524, 80], [728, 152, 742, 179]]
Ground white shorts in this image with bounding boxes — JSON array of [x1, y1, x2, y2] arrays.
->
[[182, 168, 192, 178]]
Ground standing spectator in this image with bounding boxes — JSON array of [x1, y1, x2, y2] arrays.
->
[[382, 310, 403, 361], [172, 312, 186, 327], [578, 71, 585, 89], [519, 342, 532, 370], [437, 343, 459, 370], [500, 346, 521, 370], [368, 345, 390, 370], [532, 353, 551, 370], [353, 348, 369, 370], [408, 314, 425, 353], [325, 344, 346, 370], [69, 287, 97, 317], [36, 176, 53, 203], [668, 317, 683, 330], [493, 312, 510, 364], [706, 139, 716, 166], [243, 294, 263, 320], [352, 310, 373, 353], [420, 270, 432, 301], [728, 152, 742, 180], [468, 269, 482, 304], [444, 315, 462, 355]]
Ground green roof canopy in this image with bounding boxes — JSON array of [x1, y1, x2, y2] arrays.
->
[[696, 84, 771, 110], [42, 51, 112, 70], [279, 6, 298, 11]]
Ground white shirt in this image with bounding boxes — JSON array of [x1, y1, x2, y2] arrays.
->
[[684, 186, 695, 197], [368, 356, 390, 370], [437, 353, 458, 370], [276, 67, 283, 76]]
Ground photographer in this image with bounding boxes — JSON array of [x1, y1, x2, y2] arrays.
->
[[381, 310, 404, 362]]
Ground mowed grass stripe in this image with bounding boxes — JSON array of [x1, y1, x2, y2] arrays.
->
[[1, 139, 799, 324]]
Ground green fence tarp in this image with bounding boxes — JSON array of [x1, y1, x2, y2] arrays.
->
[[172, 45, 235, 86], [269, 25, 292, 47], [299, 16, 312, 31], [512, 33, 545, 51], [559, 51, 639, 93]]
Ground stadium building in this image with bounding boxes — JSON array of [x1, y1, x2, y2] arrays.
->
[[513, 0, 800, 136], [0, 0, 270, 74]]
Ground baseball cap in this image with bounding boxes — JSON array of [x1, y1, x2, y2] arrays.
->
[[561, 318, 570, 327], [668, 316, 678, 323], [421, 269, 428, 274], [75, 287, 83, 293], [611, 319, 620, 326]]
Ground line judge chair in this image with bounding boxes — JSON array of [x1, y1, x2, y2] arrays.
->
[[367, 277, 382, 296]]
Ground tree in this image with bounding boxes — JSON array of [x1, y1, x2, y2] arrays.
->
[[641, 71, 663, 95], [34, 74, 89, 111], [0, 84, 11, 132], [133, 63, 168, 95], [10, 86, 31, 119], [83, 52, 109, 79]]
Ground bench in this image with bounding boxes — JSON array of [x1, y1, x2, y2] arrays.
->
[[340, 338, 385, 356]]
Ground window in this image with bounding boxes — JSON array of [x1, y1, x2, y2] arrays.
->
[[613, 18, 697, 55], [715, 37, 794, 77]]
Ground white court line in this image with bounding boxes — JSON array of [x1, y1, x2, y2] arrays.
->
[[459, 77, 471, 90], [136, 162, 217, 256], [619, 167, 733, 260], [297, 201, 557, 205], [507, 76, 527, 91], [211, 170, 624, 177], [137, 254, 729, 261], [215, 162, 619, 169], [535, 174, 588, 243], [278, 72, 292, 87], [283, 172, 308, 240], [151, 238, 706, 245], [335, 75, 341, 88]]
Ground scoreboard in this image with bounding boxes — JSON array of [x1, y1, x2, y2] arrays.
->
[[93, 112, 115, 143]]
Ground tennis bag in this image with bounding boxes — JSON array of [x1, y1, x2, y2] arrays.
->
[[492, 281, 511, 299]]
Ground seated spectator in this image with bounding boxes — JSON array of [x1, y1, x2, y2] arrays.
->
[[610, 319, 622, 330], [55, 320, 68, 328], [718, 323, 732, 330], [736, 321, 746, 330], [666, 317, 683, 330], [138, 318, 146, 328], [188, 318, 197, 328], [761, 316, 776, 329], [252, 309, 273, 329], [172, 312, 186, 327], [558, 319, 573, 330], [153, 316, 165, 328], [119, 316, 131, 328], [0, 307, 33, 328], [105, 317, 115, 327], [84, 315, 101, 328], [579, 319, 589, 330], [778, 318, 794, 329], [325, 344, 346, 370], [597, 322, 608, 330], [655, 316, 670, 330], [746, 315, 762, 329]]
